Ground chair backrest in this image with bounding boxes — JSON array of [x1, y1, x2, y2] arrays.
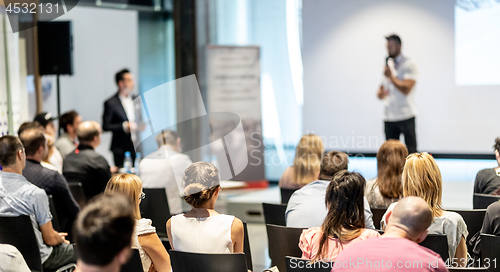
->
[[120, 249, 142, 272], [370, 208, 387, 230], [262, 203, 287, 226], [48, 195, 61, 232], [0, 215, 43, 272], [67, 182, 87, 209], [169, 250, 248, 272], [473, 194, 500, 209], [267, 224, 305, 272], [242, 221, 253, 271], [281, 188, 298, 204], [285, 256, 333, 272], [480, 234, 500, 272], [140, 188, 172, 237], [448, 209, 487, 254], [418, 234, 449, 262]]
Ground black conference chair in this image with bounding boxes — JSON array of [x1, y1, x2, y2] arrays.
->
[[370, 207, 387, 230], [48, 195, 61, 232], [120, 249, 143, 272], [449, 209, 487, 254], [262, 203, 287, 226], [473, 194, 500, 209], [0, 215, 43, 272], [281, 188, 298, 204], [242, 221, 253, 271], [67, 182, 87, 209], [286, 256, 333, 272], [480, 234, 500, 272], [418, 234, 449, 262], [169, 250, 248, 272], [267, 224, 305, 272], [140, 188, 172, 237]]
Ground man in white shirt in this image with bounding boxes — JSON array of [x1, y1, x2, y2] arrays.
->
[[377, 34, 418, 154], [103, 69, 142, 167], [139, 130, 193, 215]]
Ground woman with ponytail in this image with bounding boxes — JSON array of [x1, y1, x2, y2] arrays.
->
[[166, 162, 244, 253], [299, 170, 380, 262]]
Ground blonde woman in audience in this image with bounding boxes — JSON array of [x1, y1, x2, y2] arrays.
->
[[299, 170, 379, 261], [365, 140, 408, 208], [105, 174, 171, 272], [381, 153, 468, 267], [279, 134, 325, 190], [166, 162, 244, 253]]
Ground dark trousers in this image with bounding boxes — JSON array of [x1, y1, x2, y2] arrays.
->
[[113, 150, 136, 168], [385, 117, 417, 154], [43, 243, 76, 271]]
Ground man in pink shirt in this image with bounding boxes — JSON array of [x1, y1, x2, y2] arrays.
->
[[333, 196, 448, 271]]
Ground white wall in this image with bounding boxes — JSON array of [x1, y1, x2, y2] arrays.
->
[[42, 6, 138, 165], [302, 0, 500, 154]]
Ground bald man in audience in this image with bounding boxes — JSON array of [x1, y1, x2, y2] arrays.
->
[[333, 196, 447, 271], [20, 128, 80, 234], [73, 193, 135, 272], [63, 121, 112, 201]]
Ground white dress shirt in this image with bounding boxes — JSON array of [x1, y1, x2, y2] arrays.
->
[[118, 93, 136, 143], [382, 54, 418, 122], [139, 146, 193, 214]]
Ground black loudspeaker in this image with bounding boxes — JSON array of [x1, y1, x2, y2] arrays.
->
[[37, 21, 73, 75]]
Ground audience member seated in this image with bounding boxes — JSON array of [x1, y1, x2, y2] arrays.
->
[[299, 171, 380, 262], [73, 193, 136, 272], [166, 162, 244, 253], [34, 112, 63, 172], [42, 133, 62, 173], [139, 130, 193, 215], [63, 121, 112, 201], [0, 244, 31, 272], [279, 134, 324, 190], [471, 201, 500, 256], [56, 110, 81, 158], [17, 121, 40, 136], [20, 128, 80, 233], [474, 137, 500, 195], [334, 196, 447, 271], [382, 153, 468, 266], [105, 174, 171, 272], [286, 151, 375, 229], [365, 140, 407, 208], [0, 135, 76, 271]]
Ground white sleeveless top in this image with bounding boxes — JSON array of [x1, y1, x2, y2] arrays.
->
[[132, 218, 157, 272], [170, 214, 235, 253]]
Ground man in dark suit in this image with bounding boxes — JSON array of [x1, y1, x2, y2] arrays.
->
[[102, 69, 141, 167], [63, 121, 112, 201]]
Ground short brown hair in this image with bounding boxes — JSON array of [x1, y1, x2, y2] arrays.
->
[[0, 135, 24, 166], [17, 121, 41, 136], [59, 110, 79, 133], [74, 193, 135, 266], [19, 128, 46, 156], [494, 138, 500, 153], [318, 151, 349, 181]]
